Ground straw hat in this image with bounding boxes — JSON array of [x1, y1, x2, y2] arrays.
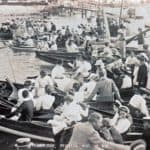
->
[[119, 106, 130, 114]]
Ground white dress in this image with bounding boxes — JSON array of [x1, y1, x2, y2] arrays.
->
[[146, 64, 150, 89], [35, 76, 54, 97]]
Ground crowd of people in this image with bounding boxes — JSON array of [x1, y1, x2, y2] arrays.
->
[[2, 13, 150, 150]]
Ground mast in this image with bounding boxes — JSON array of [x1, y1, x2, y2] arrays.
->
[[119, 0, 124, 26]]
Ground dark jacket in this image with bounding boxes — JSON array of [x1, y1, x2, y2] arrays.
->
[[7, 100, 34, 122]]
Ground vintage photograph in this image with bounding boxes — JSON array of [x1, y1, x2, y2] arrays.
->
[[0, 0, 149, 149]]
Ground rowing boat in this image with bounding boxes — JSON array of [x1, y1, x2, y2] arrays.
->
[[10, 45, 37, 52]]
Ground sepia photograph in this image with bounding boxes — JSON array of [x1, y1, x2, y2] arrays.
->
[[0, 0, 149, 149]]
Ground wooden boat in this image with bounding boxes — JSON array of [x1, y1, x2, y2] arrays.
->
[[0, 118, 54, 143], [10, 45, 37, 53], [0, 30, 13, 40], [36, 51, 81, 61]]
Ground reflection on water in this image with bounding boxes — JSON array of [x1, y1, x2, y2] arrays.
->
[[0, 47, 52, 83]]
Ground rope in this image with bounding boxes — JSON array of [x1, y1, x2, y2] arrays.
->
[[7, 51, 16, 83]]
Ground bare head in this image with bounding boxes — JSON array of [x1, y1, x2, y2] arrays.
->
[[88, 112, 103, 130]]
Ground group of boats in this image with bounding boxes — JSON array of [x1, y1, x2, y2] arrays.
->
[[0, 8, 150, 150]]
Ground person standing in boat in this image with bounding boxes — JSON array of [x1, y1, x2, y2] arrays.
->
[[35, 70, 54, 97], [51, 22, 56, 32], [117, 26, 126, 59], [95, 69, 123, 104], [137, 28, 145, 50], [6, 90, 34, 122], [137, 55, 148, 88]]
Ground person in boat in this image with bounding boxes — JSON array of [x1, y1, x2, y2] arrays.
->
[[137, 28, 145, 50], [34, 85, 55, 111], [71, 82, 84, 103], [117, 28, 126, 59], [50, 41, 57, 51], [51, 60, 66, 80], [96, 68, 123, 103], [111, 100, 122, 126], [51, 22, 56, 32], [35, 70, 54, 98], [101, 41, 113, 58], [79, 73, 98, 102], [137, 55, 148, 88], [47, 96, 88, 135], [146, 57, 150, 89], [66, 39, 79, 53], [65, 112, 131, 150], [99, 118, 123, 144], [129, 88, 149, 118], [111, 106, 132, 135], [73, 55, 92, 82], [56, 32, 66, 48], [6, 90, 34, 122], [125, 51, 139, 67]]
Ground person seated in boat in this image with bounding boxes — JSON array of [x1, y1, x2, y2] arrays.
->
[[24, 36, 34, 47], [79, 73, 98, 102], [111, 100, 122, 126], [125, 51, 139, 67], [7, 78, 34, 103], [51, 60, 76, 92], [34, 85, 55, 111], [56, 32, 65, 48], [66, 39, 79, 53], [73, 55, 92, 82], [6, 90, 34, 122], [65, 112, 145, 150], [99, 118, 123, 144], [51, 60, 66, 80], [111, 106, 132, 135], [70, 82, 84, 103], [35, 70, 54, 98], [129, 88, 149, 118], [50, 41, 57, 51], [47, 96, 89, 135], [101, 42, 113, 58]]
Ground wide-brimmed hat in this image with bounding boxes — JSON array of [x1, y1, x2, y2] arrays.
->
[[95, 59, 104, 66], [119, 106, 130, 114], [130, 139, 146, 150]]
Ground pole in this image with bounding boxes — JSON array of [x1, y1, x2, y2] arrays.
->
[[119, 0, 124, 26]]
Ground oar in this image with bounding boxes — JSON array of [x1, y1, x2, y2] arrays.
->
[[89, 106, 114, 117], [0, 96, 16, 107]]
